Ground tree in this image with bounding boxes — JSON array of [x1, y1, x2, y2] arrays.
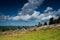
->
[[37, 22, 42, 27], [35, 25, 37, 27], [49, 17, 54, 25], [44, 22, 47, 25], [57, 16, 60, 24], [49, 16, 60, 24], [53, 19, 57, 24]]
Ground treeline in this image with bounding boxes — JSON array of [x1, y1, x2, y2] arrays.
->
[[37, 16, 60, 27], [0, 26, 17, 32], [49, 16, 60, 25], [0, 26, 34, 32]]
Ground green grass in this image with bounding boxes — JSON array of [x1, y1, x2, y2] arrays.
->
[[0, 28, 60, 40]]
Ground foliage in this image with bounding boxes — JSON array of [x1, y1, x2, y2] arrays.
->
[[49, 16, 60, 25], [49, 17, 54, 25], [44, 22, 47, 25], [37, 22, 42, 27]]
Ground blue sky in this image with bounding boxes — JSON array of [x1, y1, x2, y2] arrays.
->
[[0, 0, 60, 26]]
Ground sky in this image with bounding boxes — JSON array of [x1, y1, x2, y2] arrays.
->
[[0, 0, 60, 26]]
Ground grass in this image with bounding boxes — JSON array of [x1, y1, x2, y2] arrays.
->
[[0, 27, 60, 40]]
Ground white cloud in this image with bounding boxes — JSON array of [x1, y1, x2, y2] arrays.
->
[[31, 7, 60, 22], [55, 9, 60, 16], [0, 1, 60, 23], [0, 15, 9, 21], [1, 0, 60, 23], [10, 14, 31, 21], [32, 11, 40, 18], [20, 14, 31, 21], [11, 16, 20, 20], [44, 7, 53, 12], [21, 0, 44, 15], [0, 7, 60, 22], [7, 11, 40, 21]]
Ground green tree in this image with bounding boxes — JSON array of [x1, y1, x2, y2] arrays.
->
[[44, 22, 47, 25], [37, 22, 42, 27], [57, 16, 60, 24], [49, 17, 54, 25]]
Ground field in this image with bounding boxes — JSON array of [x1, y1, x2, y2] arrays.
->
[[0, 27, 60, 40]]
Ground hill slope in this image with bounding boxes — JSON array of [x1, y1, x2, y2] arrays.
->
[[0, 27, 60, 40]]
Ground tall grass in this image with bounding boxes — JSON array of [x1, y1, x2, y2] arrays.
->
[[0, 27, 60, 40]]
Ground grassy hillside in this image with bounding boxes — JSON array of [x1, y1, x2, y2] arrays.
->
[[0, 27, 60, 40]]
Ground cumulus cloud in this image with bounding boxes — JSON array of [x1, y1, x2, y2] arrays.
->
[[0, 0, 44, 21], [13, 0, 44, 21], [55, 9, 60, 16], [10, 14, 31, 21], [0, 7, 60, 22], [32, 11, 40, 18], [12, 7, 60, 21], [33, 7, 60, 22], [19, 14, 31, 21], [20, 0, 44, 15], [0, 15, 9, 21], [0, 0, 60, 22], [44, 7, 53, 12]]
